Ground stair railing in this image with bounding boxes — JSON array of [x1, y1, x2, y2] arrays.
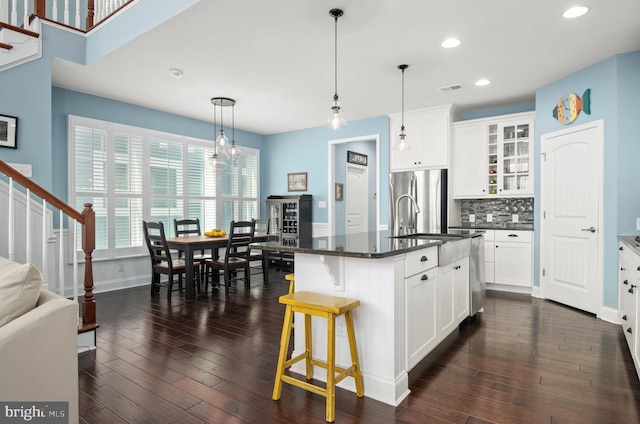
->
[[0, 160, 97, 333], [1, 0, 133, 31]]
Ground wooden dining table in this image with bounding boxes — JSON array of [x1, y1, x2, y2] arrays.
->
[[165, 233, 273, 301]]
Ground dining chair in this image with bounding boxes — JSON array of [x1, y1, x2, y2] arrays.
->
[[143, 220, 200, 300], [174, 218, 214, 286], [249, 218, 269, 281], [207, 220, 255, 294]]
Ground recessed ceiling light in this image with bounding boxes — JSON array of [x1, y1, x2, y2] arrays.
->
[[169, 68, 183, 79], [475, 79, 490, 87], [441, 38, 461, 49], [563, 6, 589, 18]]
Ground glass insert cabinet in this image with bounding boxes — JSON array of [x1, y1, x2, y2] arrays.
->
[[487, 116, 533, 196]]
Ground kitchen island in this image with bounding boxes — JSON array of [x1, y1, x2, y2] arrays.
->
[[253, 230, 481, 406]]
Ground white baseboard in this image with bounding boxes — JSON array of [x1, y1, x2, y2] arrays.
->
[[531, 285, 541, 298], [486, 283, 532, 295], [599, 305, 620, 324], [77, 330, 96, 353]]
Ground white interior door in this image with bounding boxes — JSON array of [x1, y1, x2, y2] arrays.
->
[[346, 164, 368, 236], [541, 120, 603, 314]]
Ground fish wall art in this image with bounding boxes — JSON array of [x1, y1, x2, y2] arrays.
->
[[552, 89, 591, 125]]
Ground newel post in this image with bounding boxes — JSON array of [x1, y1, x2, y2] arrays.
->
[[86, 0, 95, 29], [34, 0, 46, 18], [81, 203, 96, 327]]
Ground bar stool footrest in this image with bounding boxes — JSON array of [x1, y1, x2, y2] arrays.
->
[[280, 375, 327, 397], [283, 352, 309, 370]]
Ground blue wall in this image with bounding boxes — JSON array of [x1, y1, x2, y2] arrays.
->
[[0, 36, 53, 190], [534, 51, 640, 309], [263, 116, 390, 226]]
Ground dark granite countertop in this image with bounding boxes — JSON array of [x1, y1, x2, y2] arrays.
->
[[449, 223, 534, 231], [251, 229, 480, 259]]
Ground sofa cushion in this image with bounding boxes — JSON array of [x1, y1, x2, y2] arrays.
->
[[0, 256, 43, 328]]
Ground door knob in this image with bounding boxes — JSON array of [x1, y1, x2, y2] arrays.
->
[[581, 226, 596, 233]]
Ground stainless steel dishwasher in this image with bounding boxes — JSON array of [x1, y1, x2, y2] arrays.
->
[[468, 233, 486, 317]]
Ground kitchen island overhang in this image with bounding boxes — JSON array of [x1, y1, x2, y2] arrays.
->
[[252, 230, 481, 406]]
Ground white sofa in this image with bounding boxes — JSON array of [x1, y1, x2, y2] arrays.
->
[[0, 257, 79, 424]]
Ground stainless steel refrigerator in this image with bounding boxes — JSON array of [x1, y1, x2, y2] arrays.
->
[[389, 169, 447, 235]]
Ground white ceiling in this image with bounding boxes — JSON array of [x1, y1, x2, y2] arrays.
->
[[51, 0, 640, 136]]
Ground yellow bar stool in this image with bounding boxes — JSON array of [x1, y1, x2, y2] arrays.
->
[[272, 291, 364, 422], [285, 273, 295, 294]]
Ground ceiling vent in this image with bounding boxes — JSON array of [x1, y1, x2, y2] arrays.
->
[[438, 83, 464, 92]]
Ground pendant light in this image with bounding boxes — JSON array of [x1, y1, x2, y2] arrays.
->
[[393, 64, 410, 151], [327, 8, 347, 129], [209, 97, 237, 170], [229, 99, 241, 160]]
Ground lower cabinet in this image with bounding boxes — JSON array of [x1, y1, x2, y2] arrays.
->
[[438, 257, 470, 336], [487, 230, 532, 289], [406, 247, 469, 370], [406, 267, 438, 370], [619, 240, 640, 378]]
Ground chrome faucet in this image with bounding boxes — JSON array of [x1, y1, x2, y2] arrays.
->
[[394, 194, 421, 236]]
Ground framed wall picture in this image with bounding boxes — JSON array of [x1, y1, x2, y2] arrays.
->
[[347, 150, 367, 166], [335, 183, 344, 201], [287, 172, 307, 192], [0, 114, 18, 149]]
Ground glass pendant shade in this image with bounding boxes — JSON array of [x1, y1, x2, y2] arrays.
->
[[209, 152, 226, 170], [394, 126, 411, 151], [216, 129, 228, 146], [328, 96, 347, 130]]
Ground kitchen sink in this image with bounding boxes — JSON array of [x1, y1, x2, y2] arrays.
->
[[388, 233, 471, 266], [388, 233, 465, 241]]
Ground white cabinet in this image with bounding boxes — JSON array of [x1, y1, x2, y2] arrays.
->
[[454, 258, 470, 323], [619, 239, 640, 378], [494, 230, 532, 287], [493, 117, 534, 197], [452, 112, 534, 199], [406, 243, 471, 370], [438, 257, 469, 336], [452, 122, 488, 198], [483, 230, 495, 284], [406, 267, 438, 370], [390, 105, 460, 172], [405, 247, 439, 370], [437, 263, 456, 337], [484, 230, 532, 290]]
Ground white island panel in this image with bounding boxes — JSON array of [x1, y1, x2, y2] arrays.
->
[[293, 252, 410, 406]]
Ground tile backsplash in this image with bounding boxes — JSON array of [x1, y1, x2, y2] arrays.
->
[[460, 198, 534, 225]]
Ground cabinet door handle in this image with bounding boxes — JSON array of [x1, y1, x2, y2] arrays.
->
[[637, 266, 640, 271], [621, 267, 626, 271], [421, 274, 428, 281], [627, 327, 633, 334], [508, 234, 518, 238], [420, 256, 428, 262], [581, 226, 596, 233], [629, 284, 636, 294], [623, 314, 628, 321], [624, 279, 629, 285], [620, 246, 624, 251]]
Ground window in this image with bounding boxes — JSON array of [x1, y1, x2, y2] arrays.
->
[[68, 116, 260, 259]]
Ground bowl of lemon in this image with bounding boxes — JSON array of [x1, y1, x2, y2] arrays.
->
[[204, 228, 227, 237]]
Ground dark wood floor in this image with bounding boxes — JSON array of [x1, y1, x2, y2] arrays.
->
[[79, 271, 640, 423]]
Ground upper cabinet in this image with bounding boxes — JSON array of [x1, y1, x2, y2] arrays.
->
[[389, 105, 461, 172], [452, 112, 535, 199]]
